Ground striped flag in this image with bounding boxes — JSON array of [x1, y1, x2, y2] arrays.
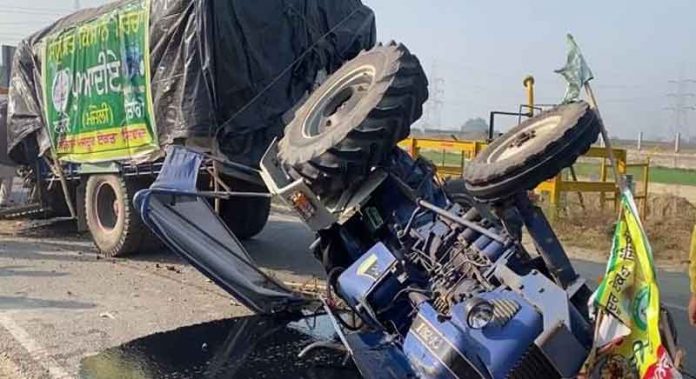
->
[[591, 189, 681, 379]]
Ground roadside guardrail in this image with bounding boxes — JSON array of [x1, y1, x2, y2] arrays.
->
[[399, 137, 650, 217]]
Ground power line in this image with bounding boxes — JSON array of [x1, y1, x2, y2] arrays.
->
[[0, 20, 57, 26], [0, 7, 72, 17], [0, 4, 73, 13], [0, 33, 33, 37], [422, 62, 445, 130], [0, 29, 39, 37], [665, 78, 696, 141], [3, 12, 66, 17]]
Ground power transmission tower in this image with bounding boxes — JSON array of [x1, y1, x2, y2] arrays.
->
[[422, 63, 444, 130], [665, 78, 696, 142]]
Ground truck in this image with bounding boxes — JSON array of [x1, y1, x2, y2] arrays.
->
[[3, 0, 376, 256]]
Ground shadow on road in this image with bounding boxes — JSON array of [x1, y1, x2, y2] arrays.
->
[[0, 266, 69, 278], [1, 212, 325, 280], [124, 248, 181, 265], [0, 246, 96, 264], [0, 218, 82, 239], [124, 216, 325, 279], [0, 296, 95, 311], [244, 218, 324, 278]]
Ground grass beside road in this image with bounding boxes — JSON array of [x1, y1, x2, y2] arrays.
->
[[567, 163, 696, 186], [419, 149, 696, 186]]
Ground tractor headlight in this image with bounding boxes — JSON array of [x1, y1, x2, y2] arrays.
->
[[465, 297, 495, 329]]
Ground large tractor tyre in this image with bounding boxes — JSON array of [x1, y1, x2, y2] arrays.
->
[[278, 42, 428, 199], [463, 101, 601, 202], [85, 175, 148, 257], [218, 180, 271, 240]]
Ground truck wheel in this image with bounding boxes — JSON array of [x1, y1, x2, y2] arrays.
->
[[463, 102, 601, 202], [278, 42, 428, 199], [218, 181, 270, 240], [85, 175, 146, 257]]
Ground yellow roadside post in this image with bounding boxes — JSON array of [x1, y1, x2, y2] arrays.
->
[[691, 225, 696, 256], [643, 157, 650, 216], [523, 75, 535, 116], [690, 225, 696, 295]]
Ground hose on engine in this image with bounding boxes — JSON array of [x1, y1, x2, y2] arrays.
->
[[325, 266, 365, 331]]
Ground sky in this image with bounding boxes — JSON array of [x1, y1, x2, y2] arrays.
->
[[1, 0, 695, 140], [363, 0, 696, 140]]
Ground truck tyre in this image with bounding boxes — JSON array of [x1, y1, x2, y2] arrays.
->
[[463, 102, 601, 202], [219, 181, 271, 240], [85, 175, 146, 257], [278, 42, 428, 198]]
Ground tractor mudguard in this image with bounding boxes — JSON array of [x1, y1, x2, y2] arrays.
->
[[134, 146, 307, 315]]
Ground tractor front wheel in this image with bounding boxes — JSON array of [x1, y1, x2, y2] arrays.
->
[[463, 102, 601, 202]]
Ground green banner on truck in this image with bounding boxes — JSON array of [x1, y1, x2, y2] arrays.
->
[[41, 0, 158, 163]]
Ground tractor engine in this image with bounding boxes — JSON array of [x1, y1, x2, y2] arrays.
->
[[328, 152, 591, 379], [404, 205, 499, 314]]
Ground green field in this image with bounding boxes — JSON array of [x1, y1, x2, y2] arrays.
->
[[419, 150, 696, 186], [567, 162, 696, 186]]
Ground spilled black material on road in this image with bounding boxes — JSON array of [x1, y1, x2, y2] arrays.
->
[[79, 314, 360, 379]]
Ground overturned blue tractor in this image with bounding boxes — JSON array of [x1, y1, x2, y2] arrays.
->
[[134, 41, 680, 379]]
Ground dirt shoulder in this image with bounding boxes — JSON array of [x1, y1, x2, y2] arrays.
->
[[548, 193, 694, 273], [0, 353, 25, 379]]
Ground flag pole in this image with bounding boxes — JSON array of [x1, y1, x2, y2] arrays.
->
[[583, 83, 628, 193], [582, 83, 629, 374]]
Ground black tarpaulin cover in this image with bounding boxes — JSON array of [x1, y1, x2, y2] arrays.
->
[[0, 98, 14, 167], [7, 0, 375, 166]]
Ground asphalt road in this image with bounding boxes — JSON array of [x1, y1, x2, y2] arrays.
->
[[0, 213, 323, 379], [0, 212, 693, 378]]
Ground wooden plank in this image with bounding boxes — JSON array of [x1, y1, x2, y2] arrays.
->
[[582, 146, 626, 159], [399, 138, 489, 154], [558, 181, 617, 193]]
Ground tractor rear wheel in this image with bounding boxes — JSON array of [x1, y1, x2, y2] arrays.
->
[[278, 42, 428, 199]]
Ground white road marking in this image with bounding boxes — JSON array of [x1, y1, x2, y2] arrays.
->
[[0, 314, 72, 379]]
